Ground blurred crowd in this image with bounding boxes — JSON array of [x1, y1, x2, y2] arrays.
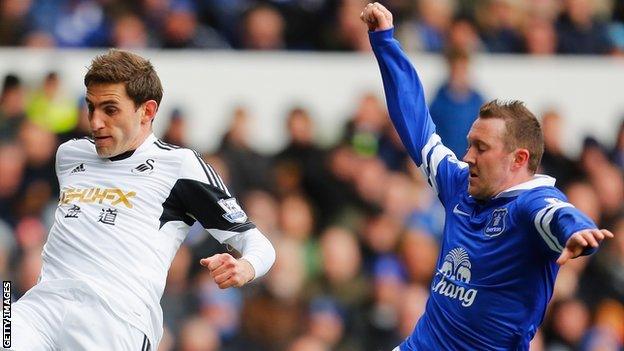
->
[[1, 0, 624, 54]]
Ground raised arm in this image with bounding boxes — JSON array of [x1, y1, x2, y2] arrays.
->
[[361, 2, 436, 165]]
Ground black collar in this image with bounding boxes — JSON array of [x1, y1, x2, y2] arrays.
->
[[108, 149, 136, 161]]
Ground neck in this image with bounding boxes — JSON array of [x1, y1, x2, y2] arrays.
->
[[494, 171, 535, 197], [128, 128, 152, 151]]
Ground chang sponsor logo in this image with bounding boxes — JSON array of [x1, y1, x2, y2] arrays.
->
[[431, 247, 478, 307], [60, 188, 136, 208]]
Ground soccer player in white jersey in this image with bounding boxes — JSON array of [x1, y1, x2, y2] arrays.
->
[[9, 50, 276, 350], [361, 3, 614, 350]]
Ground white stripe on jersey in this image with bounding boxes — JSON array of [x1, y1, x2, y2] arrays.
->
[[534, 201, 574, 253], [421, 133, 442, 170], [419, 133, 467, 195]]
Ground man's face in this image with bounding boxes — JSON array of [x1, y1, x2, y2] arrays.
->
[[463, 118, 515, 200], [86, 83, 144, 158]]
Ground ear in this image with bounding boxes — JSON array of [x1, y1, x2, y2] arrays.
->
[[141, 100, 158, 124], [512, 148, 530, 171]]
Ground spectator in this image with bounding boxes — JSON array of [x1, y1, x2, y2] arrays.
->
[[323, 0, 371, 52], [110, 12, 150, 49], [218, 106, 273, 193], [397, 0, 455, 53], [539, 109, 578, 188], [522, 16, 557, 55], [556, 0, 615, 54], [0, 74, 26, 141], [429, 47, 485, 157], [447, 16, 483, 53], [26, 72, 79, 134], [274, 107, 330, 213], [161, 3, 229, 49], [475, 0, 524, 53], [162, 108, 188, 147], [0, 0, 34, 46], [239, 4, 286, 50], [545, 298, 591, 350], [242, 238, 307, 351], [0, 143, 25, 226], [178, 316, 221, 351]]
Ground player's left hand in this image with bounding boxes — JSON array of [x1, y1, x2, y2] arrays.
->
[[200, 253, 255, 289], [556, 228, 614, 265]]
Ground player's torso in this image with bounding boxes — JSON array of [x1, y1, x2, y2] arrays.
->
[[419, 193, 550, 350], [55, 143, 178, 239], [42, 139, 188, 286]]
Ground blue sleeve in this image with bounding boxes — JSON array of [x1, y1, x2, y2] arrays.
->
[[370, 29, 468, 206], [522, 189, 598, 260], [369, 28, 435, 164]]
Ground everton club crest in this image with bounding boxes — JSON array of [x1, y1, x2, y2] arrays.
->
[[484, 208, 508, 237]]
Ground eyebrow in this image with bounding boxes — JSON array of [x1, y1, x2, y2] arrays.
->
[[467, 136, 489, 147], [85, 99, 119, 107]]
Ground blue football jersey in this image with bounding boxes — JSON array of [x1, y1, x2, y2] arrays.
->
[[369, 29, 597, 350]]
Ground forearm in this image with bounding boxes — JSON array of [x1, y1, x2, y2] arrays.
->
[[221, 227, 276, 279], [554, 208, 598, 256], [369, 28, 436, 165]]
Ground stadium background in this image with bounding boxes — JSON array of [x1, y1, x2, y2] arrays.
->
[[1, 0, 623, 350]]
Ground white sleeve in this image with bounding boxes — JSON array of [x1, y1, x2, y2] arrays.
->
[[207, 227, 276, 279]]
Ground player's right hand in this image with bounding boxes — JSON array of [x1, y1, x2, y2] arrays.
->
[[200, 253, 255, 289], [360, 2, 393, 32]]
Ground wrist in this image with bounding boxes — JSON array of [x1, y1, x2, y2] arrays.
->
[[239, 258, 256, 284]]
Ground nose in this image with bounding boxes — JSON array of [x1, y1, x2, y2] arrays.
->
[[90, 111, 105, 132], [462, 147, 475, 165]]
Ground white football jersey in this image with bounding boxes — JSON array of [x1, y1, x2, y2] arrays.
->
[[40, 133, 263, 346]]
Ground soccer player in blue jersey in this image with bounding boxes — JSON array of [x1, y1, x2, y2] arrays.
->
[[360, 3, 614, 350]]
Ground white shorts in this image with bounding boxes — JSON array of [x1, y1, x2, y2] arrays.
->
[[6, 280, 150, 351]]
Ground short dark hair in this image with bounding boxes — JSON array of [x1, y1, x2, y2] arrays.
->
[[84, 49, 163, 107], [478, 99, 544, 173], [2, 74, 21, 94]]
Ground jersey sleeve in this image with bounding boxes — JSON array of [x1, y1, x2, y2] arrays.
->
[[520, 188, 598, 260], [175, 150, 275, 278], [167, 149, 256, 238], [370, 28, 468, 206]]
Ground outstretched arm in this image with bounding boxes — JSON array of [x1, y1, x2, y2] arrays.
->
[[527, 194, 614, 264], [362, 2, 436, 165]]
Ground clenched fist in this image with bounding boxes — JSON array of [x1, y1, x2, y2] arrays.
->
[[360, 2, 394, 32], [200, 253, 255, 289]]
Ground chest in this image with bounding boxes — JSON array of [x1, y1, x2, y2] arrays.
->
[[57, 157, 177, 215], [442, 197, 540, 276]]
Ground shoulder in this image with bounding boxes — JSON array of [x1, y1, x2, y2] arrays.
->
[[57, 136, 96, 161], [151, 139, 222, 183], [151, 139, 203, 164], [516, 186, 569, 216], [60, 136, 95, 151], [518, 185, 566, 203]]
